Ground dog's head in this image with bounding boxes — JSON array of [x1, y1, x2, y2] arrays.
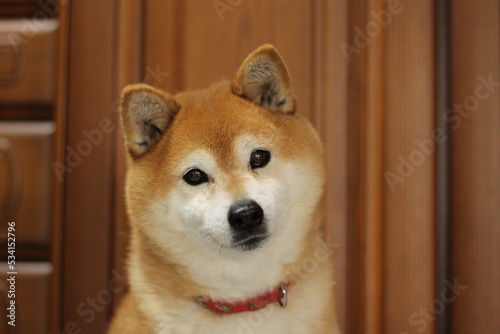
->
[[121, 44, 325, 255]]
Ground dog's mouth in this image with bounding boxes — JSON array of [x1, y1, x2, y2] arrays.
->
[[232, 233, 269, 251]]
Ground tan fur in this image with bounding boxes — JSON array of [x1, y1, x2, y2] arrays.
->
[[109, 45, 340, 333]]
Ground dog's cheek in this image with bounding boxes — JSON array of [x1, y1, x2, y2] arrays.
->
[[171, 191, 207, 229], [244, 173, 289, 233], [170, 187, 234, 243], [199, 190, 235, 242]]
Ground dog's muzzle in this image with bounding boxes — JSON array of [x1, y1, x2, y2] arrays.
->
[[228, 199, 268, 250]]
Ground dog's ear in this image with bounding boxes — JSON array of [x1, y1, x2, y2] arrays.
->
[[121, 83, 180, 157], [231, 44, 295, 114]]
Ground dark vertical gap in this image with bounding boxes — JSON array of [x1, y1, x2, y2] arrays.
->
[[345, 1, 368, 333], [54, 3, 70, 331], [435, 0, 451, 333]]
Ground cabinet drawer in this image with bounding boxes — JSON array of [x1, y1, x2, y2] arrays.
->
[[0, 19, 58, 106], [0, 122, 54, 257], [0, 262, 52, 334]]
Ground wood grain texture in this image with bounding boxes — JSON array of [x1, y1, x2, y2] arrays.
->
[[312, 0, 349, 331], [143, 0, 185, 92], [450, 0, 500, 332], [145, 0, 315, 119], [382, 0, 436, 333], [359, 0, 384, 332], [0, 19, 57, 106], [343, 0, 386, 333], [111, 0, 143, 314], [61, 1, 118, 332], [0, 122, 54, 256], [51, 2, 69, 332], [185, 0, 314, 109]]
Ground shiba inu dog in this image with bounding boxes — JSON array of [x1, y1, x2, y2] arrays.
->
[[108, 44, 340, 334]]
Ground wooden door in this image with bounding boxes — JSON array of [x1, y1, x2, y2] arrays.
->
[[450, 0, 499, 332]]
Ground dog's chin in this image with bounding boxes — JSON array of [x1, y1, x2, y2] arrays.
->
[[232, 233, 269, 251], [200, 233, 268, 253]]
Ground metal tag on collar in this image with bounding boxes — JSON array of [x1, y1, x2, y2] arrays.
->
[[278, 282, 288, 308]]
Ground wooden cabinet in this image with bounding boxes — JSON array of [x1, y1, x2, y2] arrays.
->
[[0, 4, 58, 334], [450, 1, 499, 332], [0, 19, 57, 107], [0, 122, 54, 258]]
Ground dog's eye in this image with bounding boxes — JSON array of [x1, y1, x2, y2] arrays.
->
[[250, 149, 271, 169], [183, 169, 208, 186]]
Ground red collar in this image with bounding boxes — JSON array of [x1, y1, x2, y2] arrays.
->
[[196, 282, 290, 314]]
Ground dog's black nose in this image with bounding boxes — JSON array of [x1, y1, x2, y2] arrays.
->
[[228, 200, 264, 231]]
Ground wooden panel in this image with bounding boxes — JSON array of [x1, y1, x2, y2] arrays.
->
[[450, 0, 500, 332], [0, 19, 58, 106], [61, 1, 118, 333], [383, 0, 436, 333], [344, 0, 385, 332], [145, 0, 315, 119], [51, 2, 69, 331], [0, 262, 52, 334], [182, 0, 314, 120], [0, 122, 54, 258], [111, 0, 143, 312], [312, 0, 349, 332], [143, 0, 186, 94]]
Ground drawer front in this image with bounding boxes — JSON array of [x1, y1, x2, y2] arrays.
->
[[0, 122, 54, 254], [0, 262, 52, 334], [0, 19, 58, 106]]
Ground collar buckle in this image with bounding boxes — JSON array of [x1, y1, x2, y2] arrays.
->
[[278, 282, 288, 308]]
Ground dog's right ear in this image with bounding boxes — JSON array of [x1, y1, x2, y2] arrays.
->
[[232, 44, 295, 114], [121, 83, 180, 157]]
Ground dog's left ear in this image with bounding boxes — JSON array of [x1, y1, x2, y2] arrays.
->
[[232, 44, 295, 114]]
